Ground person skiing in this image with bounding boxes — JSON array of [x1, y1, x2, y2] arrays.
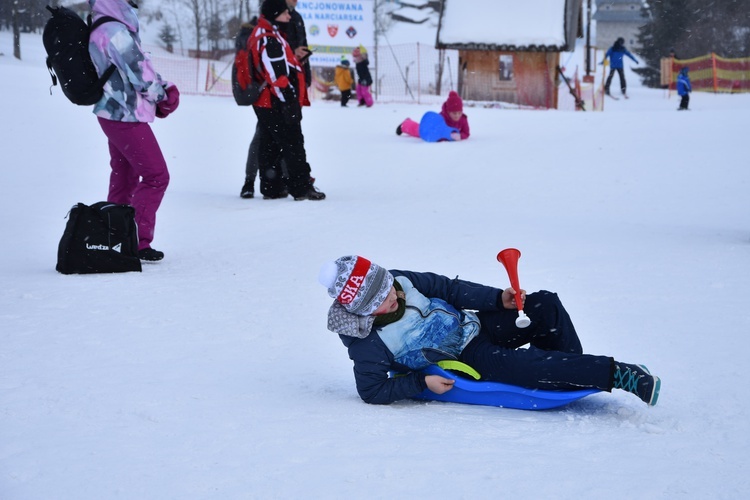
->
[[602, 37, 638, 98]]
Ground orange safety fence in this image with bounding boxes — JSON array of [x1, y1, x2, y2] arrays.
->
[[663, 54, 750, 93]]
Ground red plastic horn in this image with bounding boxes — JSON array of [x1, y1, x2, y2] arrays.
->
[[496, 248, 531, 328]]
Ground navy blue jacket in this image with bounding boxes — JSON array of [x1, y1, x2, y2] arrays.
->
[[339, 270, 502, 404]]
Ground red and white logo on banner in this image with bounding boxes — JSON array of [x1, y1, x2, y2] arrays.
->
[[327, 24, 339, 37]]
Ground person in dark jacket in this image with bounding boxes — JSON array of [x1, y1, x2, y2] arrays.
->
[[319, 255, 661, 407], [677, 67, 692, 110], [602, 37, 639, 97], [237, 17, 261, 199], [249, 0, 324, 201], [241, 0, 321, 200], [284, 0, 312, 87]]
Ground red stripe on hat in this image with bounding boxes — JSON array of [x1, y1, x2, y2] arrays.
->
[[337, 257, 371, 305]]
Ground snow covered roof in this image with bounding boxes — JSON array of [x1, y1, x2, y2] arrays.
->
[[436, 0, 583, 52]]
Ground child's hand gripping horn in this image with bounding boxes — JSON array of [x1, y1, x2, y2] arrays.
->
[[496, 248, 531, 328]]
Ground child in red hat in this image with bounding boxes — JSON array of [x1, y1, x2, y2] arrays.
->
[[397, 90, 470, 141]]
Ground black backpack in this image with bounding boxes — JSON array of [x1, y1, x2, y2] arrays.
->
[[43, 5, 119, 106], [56, 202, 142, 275], [232, 24, 268, 106]]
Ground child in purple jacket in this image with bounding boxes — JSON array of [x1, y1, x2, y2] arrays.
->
[[396, 91, 470, 141]]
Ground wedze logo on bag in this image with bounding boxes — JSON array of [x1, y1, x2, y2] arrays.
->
[[85, 243, 123, 253], [56, 202, 141, 274]]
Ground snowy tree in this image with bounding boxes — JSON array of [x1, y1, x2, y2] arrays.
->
[[177, 0, 205, 56], [159, 23, 178, 53]]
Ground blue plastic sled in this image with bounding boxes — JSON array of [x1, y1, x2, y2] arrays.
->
[[418, 111, 458, 142], [413, 363, 601, 411]]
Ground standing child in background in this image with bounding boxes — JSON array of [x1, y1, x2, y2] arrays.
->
[[352, 45, 373, 107], [335, 57, 353, 107], [396, 90, 470, 141], [677, 67, 692, 111]]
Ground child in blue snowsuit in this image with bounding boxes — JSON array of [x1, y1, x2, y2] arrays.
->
[[603, 37, 639, 97], [319, 255, 661, 407], [677, 67, 692, 110]]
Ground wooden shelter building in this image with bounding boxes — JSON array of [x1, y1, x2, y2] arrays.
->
[[436, 0, 584, 108]]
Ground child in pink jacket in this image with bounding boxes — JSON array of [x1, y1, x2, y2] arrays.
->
[[396, 91, 470, 141]]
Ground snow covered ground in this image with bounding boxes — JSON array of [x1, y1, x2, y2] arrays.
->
[[2, 29, 750, 499]]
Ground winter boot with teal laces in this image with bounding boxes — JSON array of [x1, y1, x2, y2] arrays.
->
[[612, 363, 661, 406]]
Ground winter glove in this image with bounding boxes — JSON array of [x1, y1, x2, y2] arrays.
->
[[156, 83, 180, 118]]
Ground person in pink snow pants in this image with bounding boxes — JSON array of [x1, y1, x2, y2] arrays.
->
[[88, 0, 180, 262]]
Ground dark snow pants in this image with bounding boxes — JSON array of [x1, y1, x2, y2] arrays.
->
[[253, 103, 312, 199], [246, 122, 291, 194], [460, 291, 614, 391], [340, 89, 351, 107], [679, 94, 690, 110], [605, 67, 626, 94], [244, 122, 261, 188]]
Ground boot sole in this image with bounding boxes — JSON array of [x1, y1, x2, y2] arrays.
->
[[637, 365, 660, 406], [648, 376, 661, 406]]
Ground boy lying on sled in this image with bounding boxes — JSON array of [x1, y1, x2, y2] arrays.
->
[[319, 256, 660, 407]]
